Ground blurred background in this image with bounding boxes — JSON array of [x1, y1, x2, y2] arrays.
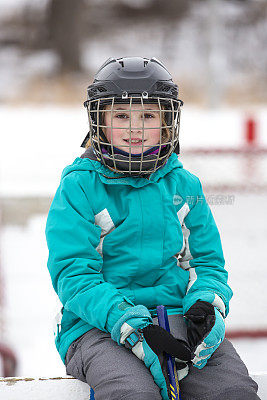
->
[[0, 0, 267, 378]]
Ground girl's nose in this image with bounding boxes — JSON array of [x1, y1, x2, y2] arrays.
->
[[128, 112, 143, 131]]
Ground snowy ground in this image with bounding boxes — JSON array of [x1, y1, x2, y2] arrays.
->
[[0, 105, 267, 376]]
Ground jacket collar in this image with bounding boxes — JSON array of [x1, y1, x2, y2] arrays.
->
[[62, 147, 183, 188]]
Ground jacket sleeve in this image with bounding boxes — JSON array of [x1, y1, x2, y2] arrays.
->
[[181, 178, 233, 317], [45, 171, 134, 333]]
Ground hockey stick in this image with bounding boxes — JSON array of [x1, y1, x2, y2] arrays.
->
[[90, 387, 95, 399], [156, 305, 181, 400]]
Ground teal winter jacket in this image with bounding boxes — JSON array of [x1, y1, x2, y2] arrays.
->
[[45, 151, 233, 363]]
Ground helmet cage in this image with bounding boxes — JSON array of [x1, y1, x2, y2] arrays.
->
[[84, 95, 182, 176]]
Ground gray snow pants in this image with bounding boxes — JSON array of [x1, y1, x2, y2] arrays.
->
[[65, 314, 260, 400]]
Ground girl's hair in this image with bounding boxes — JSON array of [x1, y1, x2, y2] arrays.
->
[[85, 107, 171, 149]]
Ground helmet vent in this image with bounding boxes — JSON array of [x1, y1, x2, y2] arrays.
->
[[97, 86, 107, 93], [87, 86, 107, 98], [156, 82, 171, 92], [88, 87, 97, 97], [119, 61, 124, 68]]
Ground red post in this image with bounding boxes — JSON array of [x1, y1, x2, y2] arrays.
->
[[243, 116, 258, 185], [245, 117, 257, 146]]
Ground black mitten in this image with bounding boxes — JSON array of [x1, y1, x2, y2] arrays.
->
[[184, 300, 216, 349], [142, 324, 192, 362]]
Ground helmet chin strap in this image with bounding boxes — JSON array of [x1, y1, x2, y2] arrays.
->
[[102, 144, 167, 158], [99, 142, 171, 176]]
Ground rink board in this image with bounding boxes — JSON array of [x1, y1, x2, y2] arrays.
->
[[0, 374, 266, 399]]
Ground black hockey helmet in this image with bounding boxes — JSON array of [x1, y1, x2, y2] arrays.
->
[[82, 56, 183, 176]]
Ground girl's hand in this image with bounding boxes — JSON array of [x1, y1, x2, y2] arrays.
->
[[111, 305, 169, 399], [142, 324, 192, 380], [184, 301, 225, 369]]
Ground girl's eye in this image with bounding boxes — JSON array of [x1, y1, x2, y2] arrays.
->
[[115, 113, 129, 119], [113, 112, 156, 119]]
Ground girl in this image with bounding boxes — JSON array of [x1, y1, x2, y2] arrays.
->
[[45, 56, 260, 400]]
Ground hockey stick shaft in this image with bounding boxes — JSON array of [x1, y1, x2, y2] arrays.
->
[[156, 305, 181, 400]]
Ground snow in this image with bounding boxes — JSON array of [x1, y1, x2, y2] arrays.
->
[[0, 105, 266, 381], [1, 216, 64, 377], [0, 376, 91, 400], [2, 374, 266, 400], [0, 106, 87, 196], [1, 374, 266, 400]]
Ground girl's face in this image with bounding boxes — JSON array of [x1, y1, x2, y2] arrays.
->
[[103, 103, 162, 154]]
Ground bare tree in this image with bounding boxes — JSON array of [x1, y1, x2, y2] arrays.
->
[[47, 0, 86, 73]]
